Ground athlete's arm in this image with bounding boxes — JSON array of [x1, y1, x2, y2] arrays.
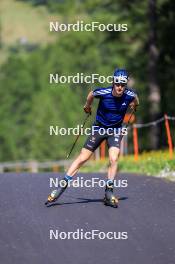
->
[[83, 91, 94, 114], [129, 94, 139, 111]]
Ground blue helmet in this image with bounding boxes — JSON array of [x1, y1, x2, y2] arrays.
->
[[113, 69, 129, 84]]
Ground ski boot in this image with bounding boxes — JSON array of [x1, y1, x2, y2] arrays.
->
[[103, 183, 119, 208], [45, 178, 68, 206]]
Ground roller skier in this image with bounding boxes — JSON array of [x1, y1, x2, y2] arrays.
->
[[45, 69, 139, 208]]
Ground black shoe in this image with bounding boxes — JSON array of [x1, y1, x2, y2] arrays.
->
[[45, 179, 68, 205], [103, 184, 118, 208]]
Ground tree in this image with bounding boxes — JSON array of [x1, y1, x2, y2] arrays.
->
[[147, 0, 161, 149]]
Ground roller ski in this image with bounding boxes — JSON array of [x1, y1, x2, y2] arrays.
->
[[45, 176, 71, 206], [45, 188, 65, 206], [103, 183, 119, 208]]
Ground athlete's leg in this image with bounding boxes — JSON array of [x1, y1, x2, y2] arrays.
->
[[66, 148, 93, 177], [107, 147, 120, 180], [45, 130, 103, 205], [103, 147, 120, 208], [66, 127, 105, 177], [45, 148, 92, 205], [66, 126, 104, 177], [104, 135, 121, 208]]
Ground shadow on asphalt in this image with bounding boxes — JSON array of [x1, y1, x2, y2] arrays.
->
[[45, 196, 128, 207]]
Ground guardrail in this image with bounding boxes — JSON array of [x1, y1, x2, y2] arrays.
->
[[0, 160, 72, 173]]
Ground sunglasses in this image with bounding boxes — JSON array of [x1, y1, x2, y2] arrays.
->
[[114, 83, 126, 87]]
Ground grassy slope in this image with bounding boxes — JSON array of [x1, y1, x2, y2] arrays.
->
[[0, 0, 59, 44], [0, 0, 59, 63]]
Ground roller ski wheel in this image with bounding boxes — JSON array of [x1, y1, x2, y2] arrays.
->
[[104, 183, 119, 208], [45, 179, 68, 206], [45, 189, 60, 205], [103, 195, 119, 208]]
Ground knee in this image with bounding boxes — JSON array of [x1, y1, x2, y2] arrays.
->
[[78, 153, 89, 164], [109, 154, 119, 166]]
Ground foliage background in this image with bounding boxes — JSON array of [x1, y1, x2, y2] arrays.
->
[[0, 0, 174, 162]]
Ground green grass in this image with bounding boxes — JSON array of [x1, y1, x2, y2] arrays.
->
[[80, 150, 175, 181]]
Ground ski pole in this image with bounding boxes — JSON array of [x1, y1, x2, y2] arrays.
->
[[66, 113, 91, 158]]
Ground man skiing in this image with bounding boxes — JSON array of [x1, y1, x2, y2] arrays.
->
[[45, 69, 139, 208]]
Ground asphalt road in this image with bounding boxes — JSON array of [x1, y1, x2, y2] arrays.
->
[[0, 172, 175, 264]]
